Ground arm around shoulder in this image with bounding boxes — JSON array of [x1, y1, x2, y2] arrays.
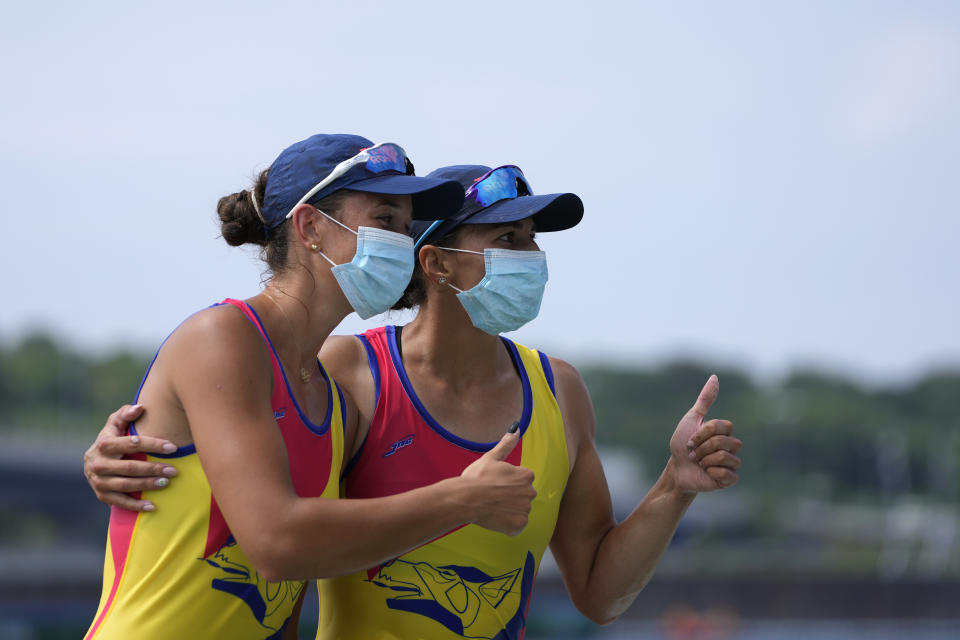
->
[[168, 311, 535, 582]]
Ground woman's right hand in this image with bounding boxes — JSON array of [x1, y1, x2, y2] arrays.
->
[[459, 431, 537, 536], [83, 404, 180, 512]]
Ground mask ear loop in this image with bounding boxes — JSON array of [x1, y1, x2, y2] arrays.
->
[[435, 246, 485, 293], [436, 247, 483, 256], [316, 208, 358, 236], [313, 209, 359, 267]]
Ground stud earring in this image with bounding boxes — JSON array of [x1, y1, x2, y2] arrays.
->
[[310, 243, 319, 252], [438, 277, 446, 285]]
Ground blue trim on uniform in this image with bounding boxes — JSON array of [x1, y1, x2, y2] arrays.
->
[[386, 325, 532, 453], [537, 350, 557, 398], [128, 424, 196, 458], [242, 303, 332, 437], [356, 333, 381, 413], [336, 376, 347, 430], [341, 333, 379, 479], [131, 350, 160, 406], [502, 338, 534, 432]]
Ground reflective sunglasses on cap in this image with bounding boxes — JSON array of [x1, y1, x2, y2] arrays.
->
[[414, 165, 534, 250], [285, 142, 414, 219], [464, 165, 533, 209]]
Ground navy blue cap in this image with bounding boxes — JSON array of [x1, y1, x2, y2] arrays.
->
[[410, 165, 583, 248], [260, 134, 464, 228]]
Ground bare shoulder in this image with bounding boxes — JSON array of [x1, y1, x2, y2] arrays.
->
[[547, 356, 593, 414], [546, 356, 584, 386], [139, 303, 272, 444], [319, 334, 368, 380], [176, 302, 252, 333], [545, 356, 597, 466], [163, 304, 270, 376]]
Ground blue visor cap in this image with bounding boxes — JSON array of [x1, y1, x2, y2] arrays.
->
[[260, 134, 464, 229], [410, 164, 583, 248]]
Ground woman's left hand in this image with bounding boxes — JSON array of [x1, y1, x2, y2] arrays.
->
[[668, 375, 742, 493]]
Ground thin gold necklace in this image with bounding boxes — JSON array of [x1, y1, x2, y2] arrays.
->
[[262, 291, 314, 384]]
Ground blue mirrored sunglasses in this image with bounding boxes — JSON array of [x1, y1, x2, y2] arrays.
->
[[285, 142, 414, 219], [414, 165, 535, 250], [464, 165, 533, 209]]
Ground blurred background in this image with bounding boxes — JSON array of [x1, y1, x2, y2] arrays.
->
[[1, 1, 958, 638]]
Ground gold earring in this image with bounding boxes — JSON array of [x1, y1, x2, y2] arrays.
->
[[310, 243, 319, 252]]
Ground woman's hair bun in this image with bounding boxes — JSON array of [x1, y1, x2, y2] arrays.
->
[[218, 169, 270, 247]]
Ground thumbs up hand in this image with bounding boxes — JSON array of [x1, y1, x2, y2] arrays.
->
[[460, 424, 537, 536], [668, 375, 742, 493]]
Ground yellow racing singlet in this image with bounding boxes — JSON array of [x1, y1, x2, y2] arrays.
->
[[317, 325, 569, 640], [86, 299, 344, 640]]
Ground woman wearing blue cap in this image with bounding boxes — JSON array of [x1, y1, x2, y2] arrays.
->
[[312, 164, 741, 638], [85, 162, 742, 638], [83, 137, 538, 640]]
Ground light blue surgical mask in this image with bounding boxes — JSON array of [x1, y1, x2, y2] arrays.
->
[[441, 248, 549, 335], [317, 211, 414, 319]]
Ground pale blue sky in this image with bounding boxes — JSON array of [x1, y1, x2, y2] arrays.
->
[[1, 1, 958, 384]]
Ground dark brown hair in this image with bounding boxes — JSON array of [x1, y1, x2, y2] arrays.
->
[[217, 168, 347, 275]]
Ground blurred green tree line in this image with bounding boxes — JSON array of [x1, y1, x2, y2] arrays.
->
[[0, 332, 150, 438], [0, 333, 960, 500], [2, 330, 959, 577], [580, 362, 960, 577], [2, 330, 959, 504], [583, 361, 960, 503]]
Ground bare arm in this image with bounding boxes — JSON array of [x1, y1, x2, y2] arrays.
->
[[82, 334, 372, 512], [549, 363, 741, 624], [163, 308, 535, 582]]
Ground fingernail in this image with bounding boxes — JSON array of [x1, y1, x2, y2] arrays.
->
[[162, 466, 178, 477], [155, 478, 169, 488], [161, 442, 177, 453], [508, 421, 520, 434], [130, 435, 141, 445], [686, 440, 694, 449], [719, 478, 731, 487], [132, 404, 143, 410], [688, 450, 697, 460], [142, 502, 156, 511]]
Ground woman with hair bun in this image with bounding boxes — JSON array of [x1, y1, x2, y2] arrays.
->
[[83, 136, 538, 640]]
